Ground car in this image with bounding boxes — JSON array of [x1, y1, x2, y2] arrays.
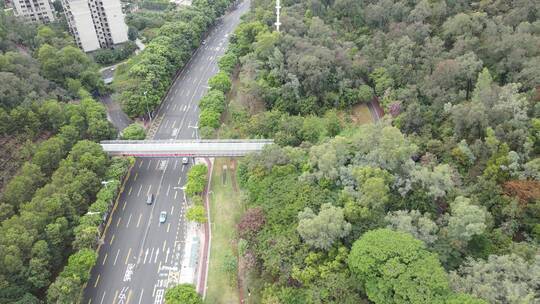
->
[[182, 157, 189, 165], [202, 40, 206, 45], [159, 211, 167, 223], [146, 194, 154, 205]]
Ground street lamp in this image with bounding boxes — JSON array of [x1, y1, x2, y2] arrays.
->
[[188, 124, 199, 140], [173, 186, 187, 202], [143, 90, 152, 125]]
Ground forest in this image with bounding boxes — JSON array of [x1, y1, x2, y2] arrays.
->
[[0, 7, 124, 303], [215, 0, 540, 303], [0, 0, 243, 302]]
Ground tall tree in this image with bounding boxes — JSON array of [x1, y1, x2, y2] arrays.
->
[[348, 228, 451, 304]]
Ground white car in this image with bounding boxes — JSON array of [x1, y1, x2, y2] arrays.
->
[[159, 211, 167, 223], [182, 157, 189, 165]]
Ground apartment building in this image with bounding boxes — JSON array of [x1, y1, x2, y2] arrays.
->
[[61, 0, 128, 52], [6, 0, 56, 23]]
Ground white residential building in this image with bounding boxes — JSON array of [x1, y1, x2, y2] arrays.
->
[[6, 0, 55, 23], [61, 0, 129, 52]]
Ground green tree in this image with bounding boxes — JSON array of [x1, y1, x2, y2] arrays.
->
[[26, 240, 51, 289], [186, 205, 207, 223], [370, 67, 394, 96], [450, 254, 539, 304], [165, 284, 203, 304], [121, 123, 146, 140], [357, 84, 374, 103], [1, 163, 45, 210], [199, 109, 220, 129], [31, 137, 66, 175], [217, 51, 238, 75], [297, 203, 351, 250], [208, 71, 231, 93], [198, 90, 226, 113], [386, 210, 439, 245], [185, 164, 208, 196], [446, 196, 488, 245], [348, 229, 451, 304]]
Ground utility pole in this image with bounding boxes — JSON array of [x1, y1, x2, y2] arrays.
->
[[275, 0, 281, 32]]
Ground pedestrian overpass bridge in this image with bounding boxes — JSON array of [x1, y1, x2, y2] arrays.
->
[[100, 139, 274, 157]]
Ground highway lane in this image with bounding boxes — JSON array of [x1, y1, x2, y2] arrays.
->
[[83, 1, 250, 303]]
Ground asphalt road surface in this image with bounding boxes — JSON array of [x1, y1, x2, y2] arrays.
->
[[83, 2, 250, 303], [100, 95, 132, 132]]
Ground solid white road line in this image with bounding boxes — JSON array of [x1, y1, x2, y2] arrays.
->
[[147, 160, 152, 170], [171, 205, 174, 215], [137, 185, 142, 197]]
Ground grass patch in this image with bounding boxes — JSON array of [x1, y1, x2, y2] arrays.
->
[[349, 103, 373, 125], [205, 158, 242, 304]]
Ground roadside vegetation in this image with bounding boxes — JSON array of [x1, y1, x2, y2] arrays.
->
[[221, 0, 539, 303], [205, 159, 241, 303], [165, 283, 203, 304], [47, 156, 132, 303], [185, 163, 209, 224], [121, 122, 147, 140]]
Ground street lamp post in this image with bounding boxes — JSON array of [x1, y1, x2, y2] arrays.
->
[[143, 90, 152, 125], [173, 186, 187, 203], [188, 124, 199, 140]]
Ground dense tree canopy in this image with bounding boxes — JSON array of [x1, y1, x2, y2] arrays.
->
[[348, 229, 452, 304]]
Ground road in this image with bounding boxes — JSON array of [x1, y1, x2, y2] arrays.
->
[[100, 95, 132, 132], [83, 2, 250, 303]]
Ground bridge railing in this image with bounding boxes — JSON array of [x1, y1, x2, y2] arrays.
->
[[100, 139, 275, 144], [100, 139, 274, 157]]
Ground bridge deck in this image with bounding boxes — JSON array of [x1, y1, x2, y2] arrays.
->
[[100, 139, 273, 157]]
